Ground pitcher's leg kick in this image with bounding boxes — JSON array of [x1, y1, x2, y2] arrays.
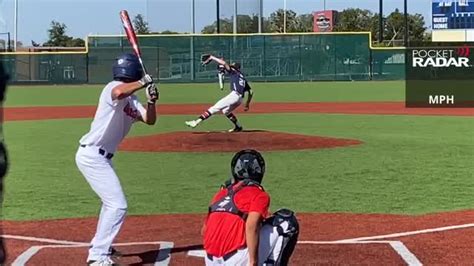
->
[[185, 91, 243, 132]]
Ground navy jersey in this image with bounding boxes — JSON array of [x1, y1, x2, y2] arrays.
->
[[228, 69, 250, 95]]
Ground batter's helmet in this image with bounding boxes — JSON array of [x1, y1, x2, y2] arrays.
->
[[112, 53, 143, 81], [231, 149, 266, 184]]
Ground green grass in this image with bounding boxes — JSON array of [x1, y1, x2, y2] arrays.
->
[[2, 81, 473, 220], [5, 81, 405, 107]]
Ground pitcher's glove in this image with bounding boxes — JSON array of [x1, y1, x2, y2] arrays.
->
[[145, 83, 159, 104], [201, 54, 212, 66]]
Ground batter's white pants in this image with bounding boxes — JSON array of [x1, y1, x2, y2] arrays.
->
[[208, 91, 243, 115], [75, 146, 127, 262], [205, 222, 289, 266]]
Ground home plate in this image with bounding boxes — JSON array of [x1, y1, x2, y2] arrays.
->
[[188, 249, 206, 258]]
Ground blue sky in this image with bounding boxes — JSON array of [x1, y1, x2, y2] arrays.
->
[[0, 0, 432, 44]]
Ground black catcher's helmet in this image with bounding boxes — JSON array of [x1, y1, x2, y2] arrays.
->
[[231, 149, 266, 184]]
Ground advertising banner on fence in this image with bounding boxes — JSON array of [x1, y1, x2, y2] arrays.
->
[[313, 10, 337, 32]]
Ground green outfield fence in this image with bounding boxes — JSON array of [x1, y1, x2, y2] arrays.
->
[[0, 33, 405, 84]]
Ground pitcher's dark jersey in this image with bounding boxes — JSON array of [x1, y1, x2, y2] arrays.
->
[[228, 69, 250, 95]]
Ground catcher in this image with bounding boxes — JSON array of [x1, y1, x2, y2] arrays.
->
[[185, 54, 253, 132], [202, 149, 299, 266]]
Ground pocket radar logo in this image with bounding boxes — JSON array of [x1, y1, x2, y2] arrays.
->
[[412, 45, 471, 68]]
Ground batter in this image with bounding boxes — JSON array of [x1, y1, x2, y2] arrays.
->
[[75, 53, 158, 265]]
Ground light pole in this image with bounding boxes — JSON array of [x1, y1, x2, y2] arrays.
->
[[191, 0, 195, 80], [283, 0, 287, 33], [233, 0, 237, 34], [258, 0, 263, 33], [404, 0, 408, 46], [379, 0, 383, 43], [216, 0, 220, 33], [14, 0, 18, 51], [191, 0, 195, 33]]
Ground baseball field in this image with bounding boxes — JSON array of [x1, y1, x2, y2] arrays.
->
[[2, 81, 474, 265]]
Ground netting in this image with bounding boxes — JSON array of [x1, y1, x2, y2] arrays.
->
[[0, 33, 405, 84], [0, 53, 88, 84], [218, 0, 261, 33], [0, 33, 10, 52], [88, 33, 371, 83]]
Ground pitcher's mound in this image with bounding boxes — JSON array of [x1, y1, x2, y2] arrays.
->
[[119, 130, 361, 152]]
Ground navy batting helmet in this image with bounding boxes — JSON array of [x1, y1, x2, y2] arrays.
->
[[112, 53, 143, 82], [231, 149, 266, 184]]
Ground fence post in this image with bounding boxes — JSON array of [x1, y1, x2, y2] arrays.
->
[[299, 35, 302, 81], [333, 35, 337, 80], [190, 36, 195, 81], [86, 52, 89, 83], [368, 48, 373, 80], [262, 35, 265, 80]]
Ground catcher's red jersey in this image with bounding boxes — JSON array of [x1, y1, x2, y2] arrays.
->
[[203, 184, 270, 257]]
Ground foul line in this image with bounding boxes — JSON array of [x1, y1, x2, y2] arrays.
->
[[189, 240, 422, 266], [2, 234, 87, 245], [8, 222, 474, 265], [299, 240, 421, 266], [335, 223, 474, 243], [389, 241, 422, 266], [10, 240, 174, 266], [12, 244, 88, 266]]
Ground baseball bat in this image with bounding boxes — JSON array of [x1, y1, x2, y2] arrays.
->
[[119, 10, 149, 75]]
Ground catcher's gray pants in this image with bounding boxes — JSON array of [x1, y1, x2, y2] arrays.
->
[[75, 145, 127, 262], [205, 221, 291, 266]]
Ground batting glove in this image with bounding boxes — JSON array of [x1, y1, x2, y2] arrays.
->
[[145, 83, 159, 104], [139, 74, 153, 86]]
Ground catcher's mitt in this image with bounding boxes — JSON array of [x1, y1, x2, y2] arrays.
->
[[201, 54, 211, 65]]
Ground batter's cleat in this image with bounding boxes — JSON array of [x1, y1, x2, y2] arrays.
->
[[228, 126, 243, 133], [109, 247, 122, 258], [87, 256, 116, 266], [185, 120, 199, 128]]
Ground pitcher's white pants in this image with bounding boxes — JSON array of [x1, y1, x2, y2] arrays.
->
[[75, 145, 127, 262], [205, 221, 290, 266], [208, 91, 243, 115]]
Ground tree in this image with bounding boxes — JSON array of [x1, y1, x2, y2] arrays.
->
[[43, 20, 85, 47], [133, 14, 149, 34], [334, 8, 376, 33], [160, 30, 179, 34], [384, 9, 426, 45], [43, 21, 70, 46], [295, 14, 314, 32], [202, 19, 233, 34], [237, 15, 259, 33], [269, 9, 298, 32], [334, 8, 426, 45], [200, 10, 312, 34], [68, 38, 85, 47]]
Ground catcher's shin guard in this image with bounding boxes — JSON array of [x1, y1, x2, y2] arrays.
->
[[261, 208, 299, 266]]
